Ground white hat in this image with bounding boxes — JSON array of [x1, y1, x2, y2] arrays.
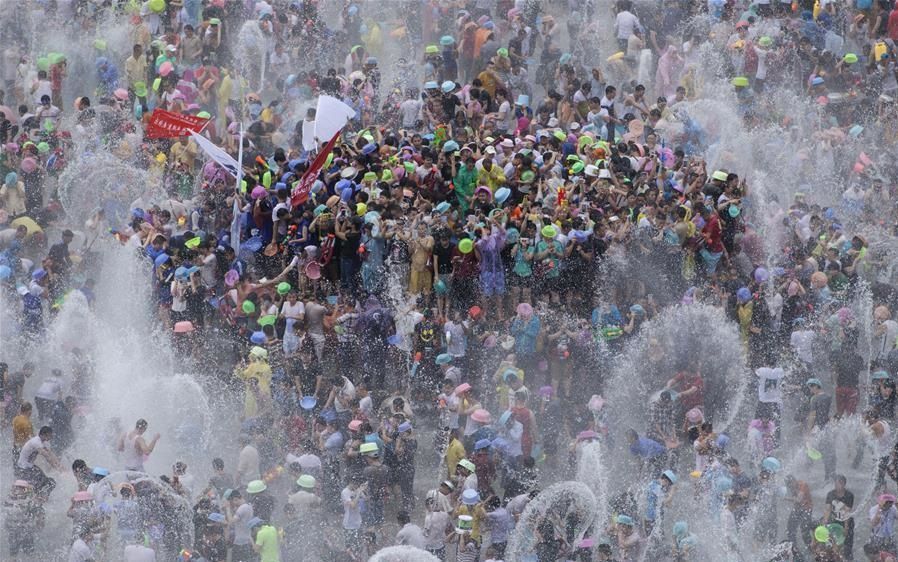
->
[[500, 138, 514, 148], [598, 169, 612, 179], [584, 164, 598, 177], [166, 44, 177, 52], [547, 117, 559, 127], [484, 145, 496, 154], [569, 122, 580, 130]]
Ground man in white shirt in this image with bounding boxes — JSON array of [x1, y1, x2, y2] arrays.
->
[[614, 0, 641, 51], [236, 435, 261, 485], [17, 426, 62, 499], [226, 490, 255, 562], [395, 510, 427, 549]]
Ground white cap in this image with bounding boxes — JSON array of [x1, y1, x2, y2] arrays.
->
[[584, 164, 598, 177], [547, 117, 559, 127], [598, 169, 612, 179], [484, 145, 496, 154], [569, 122, 580, 130]]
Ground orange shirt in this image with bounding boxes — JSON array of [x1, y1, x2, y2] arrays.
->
[[12, 414, 33, 448]]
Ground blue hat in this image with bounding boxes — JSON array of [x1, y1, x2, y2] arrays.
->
[[715, 434, 730, 449], [461, 489, 480, 505], [662, 470, 677, 484], [300, 396, 317, 410], [153, 254, 170, 268], [762, 456, 781, 472], [275, 182, 287, 192], [806, 377, 823, 388], [320, 410, 337, 423], [616, 514, 634, 526], [31, 268, 47, 281], [208, 512, 226, 523], [247, 517, 264, 529], [336, 178, 352, 192], [714, 476, 733, 494], [474, 439, 491, 450], [442, 140, 460, 153], [736, 287, 751, 303], [175, 266, 187, 279], [491, 437, 509, 452], [398, 422, 412, 433], [250, 331, 267, 345], [0, 265, 10, 279], [92, 467, 110, 477], [424, 81, 439, 90], [440, 35, 455, 46], [362, 143, 378, 155], [811, 76, 825, 86], [873, 371, 892, 381], [366, 56, 378, 65], [436, 353, 453, 365], [495, 187, 511, 204], [441, 80, 455, 93]]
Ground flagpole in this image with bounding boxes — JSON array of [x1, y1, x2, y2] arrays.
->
[[231, 125, 244, 252]]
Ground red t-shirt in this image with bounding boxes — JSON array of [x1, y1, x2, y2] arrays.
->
[[672, 371, 704, 411], [702, 213, 724, 253]]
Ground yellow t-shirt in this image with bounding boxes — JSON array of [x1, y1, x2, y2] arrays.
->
[[445, 437, 466, 479], [255, 524, 280, 562], [13, 415, 33, 447]]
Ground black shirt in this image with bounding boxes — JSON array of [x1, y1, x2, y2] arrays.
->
[[824, 489, 854, 522], [339, 230, 361, 259]]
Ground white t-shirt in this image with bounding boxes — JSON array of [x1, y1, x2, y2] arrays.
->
[[614, 11, 640, 40], [341, 486, 362, 529], [233, 502, 254, 545], [756, 367, 784, 404], [281, 301, 305, 320], [124, 544, 157, 562], [400, 99, 424, 128], [18, 435, 46, 469], [396, 523, 428, 549], [237, 445, 261, 483], [334, 378, 356, 413], [68, 538, 93, 562], [36, 375, 62, 400], [424, 511, 450, 548], [497, 100, 512, 132]]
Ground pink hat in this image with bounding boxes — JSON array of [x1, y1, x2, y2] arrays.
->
[[225, 269, 239, 287], [251, 185, 267, 199], [516, 302, 533, 317], [174, 321, 195, 333], [454, 382, 472, 395], [348, 420, 363, 432], [587, 395, 604, 412], [475, 185, 492, 198], [471, 409, 492, 423], [73, 491, 93, 501], [114, 88, 129, 101], [577, 430, 598, 440], [880, 494, 897, 503], [686, 407, 704, 424]]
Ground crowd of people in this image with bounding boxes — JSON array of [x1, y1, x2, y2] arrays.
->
[[3, 0, 898, 561]]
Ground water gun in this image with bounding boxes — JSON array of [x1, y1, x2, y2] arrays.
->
[[410, 351, 422, 378]]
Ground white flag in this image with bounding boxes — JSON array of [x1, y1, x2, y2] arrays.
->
[[314, 95, 356, 141], [189, 131, 240, 178]]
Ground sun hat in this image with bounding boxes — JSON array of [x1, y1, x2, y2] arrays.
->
[[246, 480, 267, 494], [454, 382, 472, 395], [712, 170, 728, 181], [296, 475, 316, 489], [728, 205, 740, 217], [881, 493, 897, 503], [207, 512, 226, 523], [14, 480, 32, 488], [754, 267, 769, 283], [258, 315, 277, 327], [471, 409, 492, 423], [461, 489, 480, 505], [92, 467, 110, 477], [249, 346, 268, 360], [247, 517, 263, 529], [474, 439, 491, 451], [442, 140, 459, 153], [425, 45, 439, 55], [457, 459, 476, 473], [872, 371, 891, 381], [436, 353, 453, 365], [440, 35, 455, 46], [685, 407, 703, 423], [495, 187, 511, 204], [397, 422, 412, 434], [761, 457, 781, 472], [359, 442, 378, 456], [277, 282, 291, 295], [441, 480, 455, 490], [736, 287, 752, 303], [662, 470, 678, 484]]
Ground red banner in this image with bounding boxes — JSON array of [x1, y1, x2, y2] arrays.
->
[[145, 109, 209, 139], [290, 130, 341, 207]]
